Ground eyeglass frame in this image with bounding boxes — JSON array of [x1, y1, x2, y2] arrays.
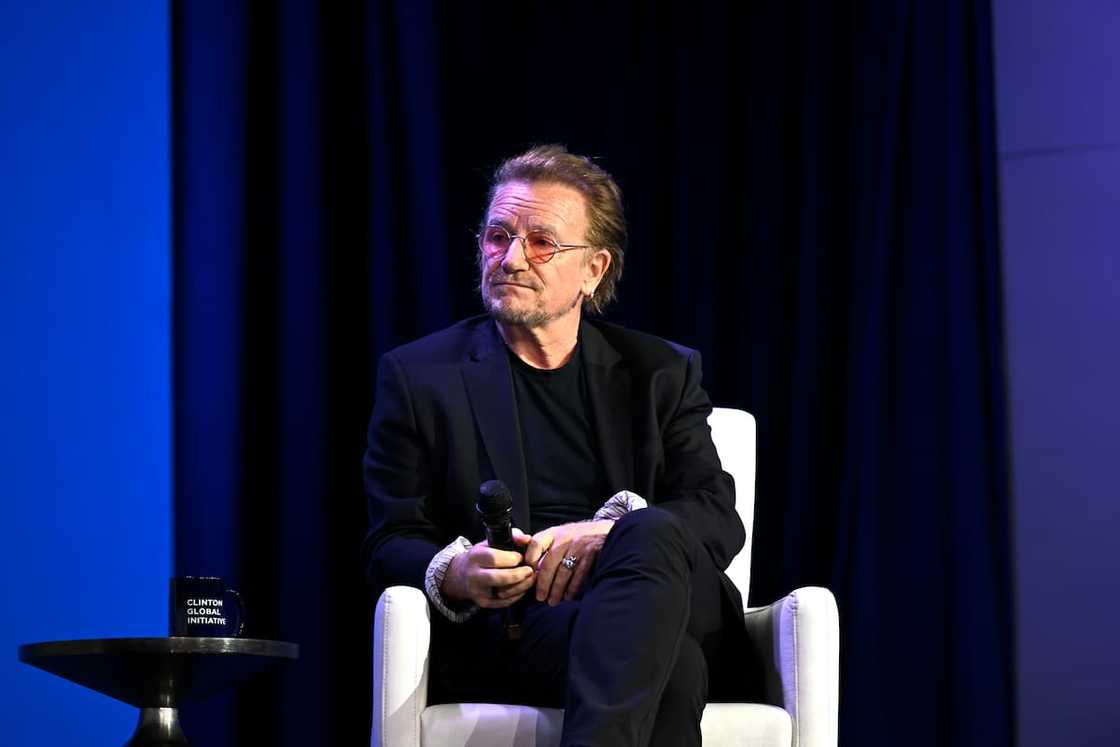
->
[[476, 224, 596, 265]]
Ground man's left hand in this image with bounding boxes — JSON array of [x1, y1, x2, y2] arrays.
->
[[522, 520, 614, 606]]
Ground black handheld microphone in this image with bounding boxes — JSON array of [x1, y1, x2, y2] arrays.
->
[[477, 480, 524, 640]]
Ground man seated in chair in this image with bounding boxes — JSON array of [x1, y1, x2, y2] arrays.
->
[[363, 145, 752, 747]]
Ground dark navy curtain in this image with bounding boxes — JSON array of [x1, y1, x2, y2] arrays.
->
[[173, 1, 1014, 744]]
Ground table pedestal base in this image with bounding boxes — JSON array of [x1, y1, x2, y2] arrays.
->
[[125, 707, 189, 747], [18, 637, 297, 745]]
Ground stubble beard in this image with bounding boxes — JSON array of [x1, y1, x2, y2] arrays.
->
[[483, 284, 584, 329]]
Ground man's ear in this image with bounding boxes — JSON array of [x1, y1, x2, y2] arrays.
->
[[583, 249, 611, 296]]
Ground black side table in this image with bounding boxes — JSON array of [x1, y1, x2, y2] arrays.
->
[[18, 637, 298, 746]]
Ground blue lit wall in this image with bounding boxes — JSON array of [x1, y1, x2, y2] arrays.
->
[[994, 2, 1120, 745], [0, 3, 171, 745]]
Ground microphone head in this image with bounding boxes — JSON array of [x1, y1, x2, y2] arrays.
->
[[477, 479, 512, 518]]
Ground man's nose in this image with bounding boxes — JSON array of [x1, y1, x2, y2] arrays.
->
[[500, 236, 529, 271]]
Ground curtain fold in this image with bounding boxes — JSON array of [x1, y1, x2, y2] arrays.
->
[[173, 1, 1014, 744]]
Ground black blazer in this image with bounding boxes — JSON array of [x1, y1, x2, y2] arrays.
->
[[362, 314, 746, 613]]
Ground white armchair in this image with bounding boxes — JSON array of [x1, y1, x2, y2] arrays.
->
[[372, 408, 839, 746]]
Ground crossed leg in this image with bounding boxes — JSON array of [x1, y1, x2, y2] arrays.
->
[[429, 507, 742, 747]]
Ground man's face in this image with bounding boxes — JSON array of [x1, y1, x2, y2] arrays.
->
[[480, 180, 608, 329]]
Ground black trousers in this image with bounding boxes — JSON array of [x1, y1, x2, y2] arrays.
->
[[430, 507, 753, 747]]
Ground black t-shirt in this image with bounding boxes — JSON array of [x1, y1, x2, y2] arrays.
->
[[508, 341, 609, 533]]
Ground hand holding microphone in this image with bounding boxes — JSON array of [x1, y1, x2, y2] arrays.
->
[[440, 535, 534, 609], [475, 480, 533, 639], [439, 481, 535, 621]]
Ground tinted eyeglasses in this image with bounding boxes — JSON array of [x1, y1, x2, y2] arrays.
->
[[477, 225, 594, 264]]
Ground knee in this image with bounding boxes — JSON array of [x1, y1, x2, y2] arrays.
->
[[610, 507, 695, 563], [614, 505, 685, 542]]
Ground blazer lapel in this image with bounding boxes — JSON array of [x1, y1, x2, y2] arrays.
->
[[582, 321, 635, 493], [461, 321, 531, 531]]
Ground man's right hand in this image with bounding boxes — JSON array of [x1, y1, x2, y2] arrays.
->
[[440, 532, 536, 609]]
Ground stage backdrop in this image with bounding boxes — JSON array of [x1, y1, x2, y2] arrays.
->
[[0, 2, 171, 745], [174, 1, 1014, 744], [994, 1, 1120, 744]]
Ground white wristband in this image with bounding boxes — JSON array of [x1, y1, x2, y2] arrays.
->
[[424, 536, 479, 623]]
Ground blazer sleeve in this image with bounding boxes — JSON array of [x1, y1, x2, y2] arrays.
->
[[655, 350, 746, 572], [362, 352, 446, 598]]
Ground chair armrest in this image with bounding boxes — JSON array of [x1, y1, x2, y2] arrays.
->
[[372, 586, 431, 747], [743, 586, 839, 747]]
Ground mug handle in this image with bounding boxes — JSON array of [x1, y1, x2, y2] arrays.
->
[[226, 588, 246, 637]]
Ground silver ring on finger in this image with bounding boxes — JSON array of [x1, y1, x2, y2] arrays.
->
[[561, 554, 578, 571]]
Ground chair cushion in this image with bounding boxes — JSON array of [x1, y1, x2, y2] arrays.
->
[[420, 702, 792, 746], [421, 704, 564, 747], [701, 702, 793, 746]]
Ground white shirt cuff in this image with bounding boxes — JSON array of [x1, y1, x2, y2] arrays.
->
[[424, 536, 479, 623], [593, 490, 648, 521]]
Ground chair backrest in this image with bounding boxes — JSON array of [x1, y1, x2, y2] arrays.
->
[[706, 407, 756, 598]]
